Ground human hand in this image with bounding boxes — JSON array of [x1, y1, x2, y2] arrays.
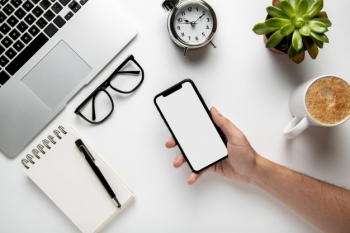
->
[[165, 107, 259, 185]]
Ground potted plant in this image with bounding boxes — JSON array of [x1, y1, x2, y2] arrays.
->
[[253, 0, 332, 64]]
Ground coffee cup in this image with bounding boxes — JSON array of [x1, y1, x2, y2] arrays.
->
[[283, 75, 350, 139]]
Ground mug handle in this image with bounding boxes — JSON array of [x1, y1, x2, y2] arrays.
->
[[283, 117, 310, 139]]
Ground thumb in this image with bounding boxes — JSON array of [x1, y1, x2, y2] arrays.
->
[[210, 107, 240, 141]]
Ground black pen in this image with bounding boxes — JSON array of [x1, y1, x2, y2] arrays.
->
[[75, 139, 121, 208]]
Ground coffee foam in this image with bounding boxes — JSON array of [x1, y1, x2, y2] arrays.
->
[[306, 77, 350, 125]]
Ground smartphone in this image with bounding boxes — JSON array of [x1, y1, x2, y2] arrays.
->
[[154, 79, 228, 173]]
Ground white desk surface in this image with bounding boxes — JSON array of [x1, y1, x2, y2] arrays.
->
[[1, 0, 349, 232]]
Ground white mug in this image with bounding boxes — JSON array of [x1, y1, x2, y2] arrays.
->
[[283, 75, 350, 139]]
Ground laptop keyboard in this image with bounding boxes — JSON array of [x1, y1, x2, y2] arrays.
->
[[0, 0, 89, 88]]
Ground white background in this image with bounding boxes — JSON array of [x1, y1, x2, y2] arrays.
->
[[1, 0, 350, 232]]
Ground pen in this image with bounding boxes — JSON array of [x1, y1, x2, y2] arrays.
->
[[75, 139, 121, 208]]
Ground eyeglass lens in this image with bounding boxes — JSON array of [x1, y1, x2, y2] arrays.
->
[[79, 90, 113, 123], [77, 58, 142, 123], [109, 60, 142, 93]]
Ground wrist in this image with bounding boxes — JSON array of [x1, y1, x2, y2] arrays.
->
[[248, 154, 271, 186]]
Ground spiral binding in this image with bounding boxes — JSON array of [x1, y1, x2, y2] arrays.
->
[[21, 126, 67, 169]]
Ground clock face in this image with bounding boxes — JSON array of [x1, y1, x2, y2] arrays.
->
[[172, 3, 214, 45]]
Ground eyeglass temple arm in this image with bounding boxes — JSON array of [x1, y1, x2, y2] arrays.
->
[[114, 71, 140, 74], [92, 94, 97, 121], [78, 70, 140, 119]]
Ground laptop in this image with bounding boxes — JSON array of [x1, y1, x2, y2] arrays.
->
[[0, 0, 137, 157]]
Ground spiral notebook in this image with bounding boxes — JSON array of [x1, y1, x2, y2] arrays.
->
[[21, 126, 134, 233]]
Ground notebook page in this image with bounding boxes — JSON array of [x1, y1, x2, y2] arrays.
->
[[23, 127, 134, 233]]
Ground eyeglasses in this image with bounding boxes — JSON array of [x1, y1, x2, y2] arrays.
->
[[74, 55, 144, 124]]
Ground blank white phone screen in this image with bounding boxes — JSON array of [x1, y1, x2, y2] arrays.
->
[[156, 82, 227, 171]]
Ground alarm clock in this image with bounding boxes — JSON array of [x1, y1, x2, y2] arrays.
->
[[162, 0, 217, 56]]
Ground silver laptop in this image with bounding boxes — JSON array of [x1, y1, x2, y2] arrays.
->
[[0, 0, 137, 157]]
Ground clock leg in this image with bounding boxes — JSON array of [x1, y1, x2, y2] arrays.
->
[[183, 47, 188, 57], [210, 41, 217, 48]]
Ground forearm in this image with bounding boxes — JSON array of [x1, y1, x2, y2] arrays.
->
[[250, 155, 350, 233]]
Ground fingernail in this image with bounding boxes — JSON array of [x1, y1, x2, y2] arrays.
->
[[213, 107, 220, 115], [188, 173, 196, 185], [173, 158, 179, 168], [187, 178, 193, 185]]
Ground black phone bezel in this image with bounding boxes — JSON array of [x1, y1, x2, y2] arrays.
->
[[154, 79, 228, 173]]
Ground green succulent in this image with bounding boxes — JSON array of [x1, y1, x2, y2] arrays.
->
[[253, 0, 332, 63]]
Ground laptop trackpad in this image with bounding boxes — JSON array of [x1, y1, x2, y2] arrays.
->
[[22, 41, 92, 110]]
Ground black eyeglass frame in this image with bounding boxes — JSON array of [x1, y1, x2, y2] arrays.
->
[[74, 55, 144, 124]]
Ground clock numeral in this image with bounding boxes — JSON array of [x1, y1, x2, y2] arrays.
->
[[202, 32, 205, 37], [202, 11, 205, 15], [196, 7, 199, 11], [181, 32, 185, 37], [207, 18, 210, 22], [195, 36, 199, 41], [177, 26, 180, 30], [188, 7, 192, 12], [181, 11, 185, 16], [178, 18, 182, 23], [188, 36, 191, 40], [206, 25, 209, 29]]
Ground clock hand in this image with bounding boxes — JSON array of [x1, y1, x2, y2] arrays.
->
[[194, 13, 205, 23], [179, 18, 197, 25], [182, 17, 198, 27], [183, 18, 192, 24]]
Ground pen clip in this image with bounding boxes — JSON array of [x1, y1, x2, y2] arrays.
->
[[86, 146, 95, 162], [79, 144, 95, 162]]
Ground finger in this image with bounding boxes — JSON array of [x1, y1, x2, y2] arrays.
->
[[187, 171, 206, 185], [210, 107, 241, 141], [173, 153, 186, 168], [165, 137, 177, 148]]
